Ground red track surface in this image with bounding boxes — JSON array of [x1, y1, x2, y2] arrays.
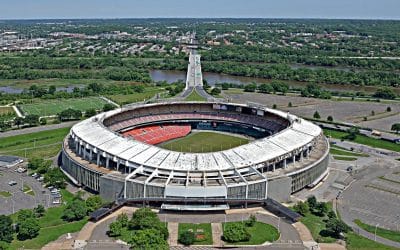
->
[[122, 124, 191, 145]]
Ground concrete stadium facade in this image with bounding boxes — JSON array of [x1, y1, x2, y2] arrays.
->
[[61, 102, 329, 210]]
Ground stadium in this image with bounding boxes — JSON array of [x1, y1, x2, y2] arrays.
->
[[61, 101, 329, 210]]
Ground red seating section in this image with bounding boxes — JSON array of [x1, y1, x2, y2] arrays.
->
[[123, 124, 191, 145]]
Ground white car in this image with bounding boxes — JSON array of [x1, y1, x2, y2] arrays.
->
[[8, 181, 17, 186]]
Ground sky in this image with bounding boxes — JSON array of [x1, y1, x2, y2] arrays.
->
[[1, 0, 400, 20]]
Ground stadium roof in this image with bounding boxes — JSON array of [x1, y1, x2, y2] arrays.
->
[[70, 102, 321, 171]]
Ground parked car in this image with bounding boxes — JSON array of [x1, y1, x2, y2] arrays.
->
[[31, 173, 38, 178], [38, 176, 44, 182], [16, 167, 27, 173], [8, 181, 17, 186]]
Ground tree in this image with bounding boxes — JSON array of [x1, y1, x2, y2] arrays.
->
[[307, 196, 317, 210], [86, 195, 103, 213], [0, 215, 13, 243], [17, 209, 35, 222], [344, 127, 359, 140], [85, 108, 96, 118], [44, 168, 66, 188], [387, 106, 392, 112], [245, 214, 257, 227], [294, 201, 309, 216], [257, 83, 273, 93], [48, 85, 56, 95], [62, 199, 87, 221], [178, 231, 195, 245], [17, 218, 40, 240], [28, 158, 51, 174], [272, 104, 277, 109], [326, 218, 350, 238], [14, 117, 24, 128], [288, 102, 292, 107], [314, 202, 328, 216], [221, 83, 230, 90], [103, 103, 115, 112], [210, 87, 221, 96], [391, 123, 400, 133], [108, 221, 123, 237], [129, 208, 168, 240], [244, 83, 257, 92], [39, 117, 47, 125], [313, 111, 321, 119], [373, 87, 397, 100], [271, 82, 289, 95], [128, 229, 169, 250], [327, 116, 333, 122], [58, 108, 82, 121], [24, 114, 39, 127], [223, 223, 251, 243], [34, 205, 45, 217], [116, 213, 129, 228]]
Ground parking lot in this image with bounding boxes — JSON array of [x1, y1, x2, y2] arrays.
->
[[0, 165, 57, 215]]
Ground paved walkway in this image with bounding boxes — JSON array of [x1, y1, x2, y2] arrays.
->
[[211, 223, 223, 247], [0, 121, 77, 138], [168, 222, 179, 247]]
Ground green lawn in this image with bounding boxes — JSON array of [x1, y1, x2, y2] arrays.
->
[[330, 147, 369, 157], [9, 189, 87, 250], [354, 219, 400, 243], [323, 128, 400, 152], [333, 156, 358, 161], [10, 219, 87, 250], [0, 191, 12, 197], [160, 131, 250, 153], [178, 223, 213, 245], [300, 212, 337, 243], [0, 127, 70, 159], [223, 222, 279, 245], [185, 91, 206, 101], [19, 97, 110, 116], [107, 88, 164, 105], [346, 232, 399, 250]]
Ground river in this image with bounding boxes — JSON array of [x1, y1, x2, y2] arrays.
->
[[149, 70, 397, 94]]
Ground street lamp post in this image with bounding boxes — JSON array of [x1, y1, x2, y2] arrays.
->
[[374, 224, 379, 241]]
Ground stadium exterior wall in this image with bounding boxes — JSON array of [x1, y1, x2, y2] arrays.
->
[[61, 140, 329, 203]]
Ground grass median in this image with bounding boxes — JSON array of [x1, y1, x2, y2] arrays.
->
[[323, 128, 400, 152]]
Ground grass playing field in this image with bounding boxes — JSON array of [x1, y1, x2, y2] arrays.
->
[[19, 97, 110, 116], [160, 131, 250, 153]]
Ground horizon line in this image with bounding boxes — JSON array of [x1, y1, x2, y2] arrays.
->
[[1, 17, 400, 21]]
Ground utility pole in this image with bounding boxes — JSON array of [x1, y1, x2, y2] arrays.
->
[[374, 224, 379, 241]]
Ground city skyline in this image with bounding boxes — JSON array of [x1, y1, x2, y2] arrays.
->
[[1, 0, 400, 20]]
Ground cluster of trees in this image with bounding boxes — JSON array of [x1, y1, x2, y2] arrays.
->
[[373, 87, 397, 100], [200, 61, 399, 87], [301, 83, 332, 99], [165, 82, 185, 96], [58, 104, 115, 121], [63, 194, 104, 222], [108, 208, 169, 250], [28, 158, 66, 188], [242, 81, 289, 95], [294, 196, 350, 240], [0, 205, 46, 248], [222, 215, 257, 243], [13, 114, 40, 128], [201, 45, 400, 71]]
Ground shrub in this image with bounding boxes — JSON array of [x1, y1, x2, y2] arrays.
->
[[178, 231, 195, 245], [223, 223, 251, 243], [245, 214, 257, 227], [17, 218, 40, 240], [294, 201, 309, 216], [62, 199, 87, 221]]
